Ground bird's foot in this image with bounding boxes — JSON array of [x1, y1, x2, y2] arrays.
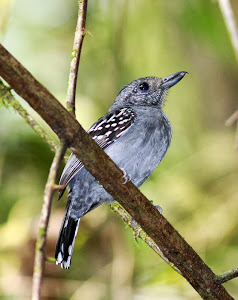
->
[[154, 205, 163, 213], [150, 200, 163, 214], [121, 168, 131, 184], [131, 219, 139, 227], [153, 205, 163, 214]]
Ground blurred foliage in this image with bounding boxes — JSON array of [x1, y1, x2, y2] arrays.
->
[[0, 0, 238, 299]]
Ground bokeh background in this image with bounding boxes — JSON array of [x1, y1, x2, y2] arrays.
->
[[1, 0, 238, 299]]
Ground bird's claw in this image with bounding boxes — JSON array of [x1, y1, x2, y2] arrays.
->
[[121, 168, 131, 184], [154, 205, 163, 214], [150, 200, 163, 214]]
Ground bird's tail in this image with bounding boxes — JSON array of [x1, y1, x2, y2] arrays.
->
[[55, 204, 80, 269]]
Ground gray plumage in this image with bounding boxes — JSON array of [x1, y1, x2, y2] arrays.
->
[[55, 71, 187, 268]]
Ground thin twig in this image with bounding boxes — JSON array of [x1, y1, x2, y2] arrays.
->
[[32, 2, 88, 298], [66, 0, 88, 116], [218, 0, 238, 60], [215, 267, 238, 284], [32, 143, 67, 300]]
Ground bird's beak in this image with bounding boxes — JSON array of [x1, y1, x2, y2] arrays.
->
[[161, 71, 188, 89]]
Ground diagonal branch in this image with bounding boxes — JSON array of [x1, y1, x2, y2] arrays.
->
[[66, 0, 88, 116], [0, 44, 234, 300]]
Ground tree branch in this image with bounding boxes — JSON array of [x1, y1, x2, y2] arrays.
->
[[66, 0, 88, 116], [0, 44, 235, 299], [32, 143, 67, 300], [215, 268, 238, 284]]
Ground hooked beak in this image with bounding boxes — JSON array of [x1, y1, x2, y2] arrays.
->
[[161, 71, 188, 89]]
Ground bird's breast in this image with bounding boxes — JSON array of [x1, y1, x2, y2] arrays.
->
[[105, 111, 172, 187]]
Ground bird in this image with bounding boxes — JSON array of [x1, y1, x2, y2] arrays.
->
[[55, 71, 187, 269]]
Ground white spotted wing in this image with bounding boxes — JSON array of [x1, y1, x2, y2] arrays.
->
[[58, 108, 136, 200]]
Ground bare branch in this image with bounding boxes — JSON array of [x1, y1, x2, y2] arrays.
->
[[215, 268, 238, 284], [218, 0, 238, 60], [32, 143, 67, 300], [66, 0, 88, 116], [0, 44, 234, 299]]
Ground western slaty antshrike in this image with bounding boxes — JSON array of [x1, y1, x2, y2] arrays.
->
[[55, 71, 187, 268]]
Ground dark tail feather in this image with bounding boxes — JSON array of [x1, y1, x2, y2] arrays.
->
[[55, 205, 80, 269]]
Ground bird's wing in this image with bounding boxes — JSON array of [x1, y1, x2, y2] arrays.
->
[[58, 107, 136, 200]]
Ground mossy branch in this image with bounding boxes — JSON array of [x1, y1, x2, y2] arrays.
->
[[215, 268, 238, 284]]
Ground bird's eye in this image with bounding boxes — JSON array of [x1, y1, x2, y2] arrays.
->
[[139, 82, 149, 91]]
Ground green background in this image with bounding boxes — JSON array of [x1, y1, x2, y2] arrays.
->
[[0, 0, 238, 299]]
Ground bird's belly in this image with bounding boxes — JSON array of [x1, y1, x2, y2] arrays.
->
[[69, 117, 171, 217], [105, 126, 170, 187]]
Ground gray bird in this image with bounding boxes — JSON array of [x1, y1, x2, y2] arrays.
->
[[55, 71, 187, 269]]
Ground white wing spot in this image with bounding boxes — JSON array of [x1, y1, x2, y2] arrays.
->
[[97, 135, 104, 140], [68, 245, 73, 255], [105, 131, 112, 136], [56, 252, 63, 264], [64, 219, 68, 228]]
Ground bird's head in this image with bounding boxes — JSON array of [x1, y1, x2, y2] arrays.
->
[[110, 71, 187, 110]]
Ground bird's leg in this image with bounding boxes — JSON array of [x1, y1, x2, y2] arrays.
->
[[121, 168, 131, 184]]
